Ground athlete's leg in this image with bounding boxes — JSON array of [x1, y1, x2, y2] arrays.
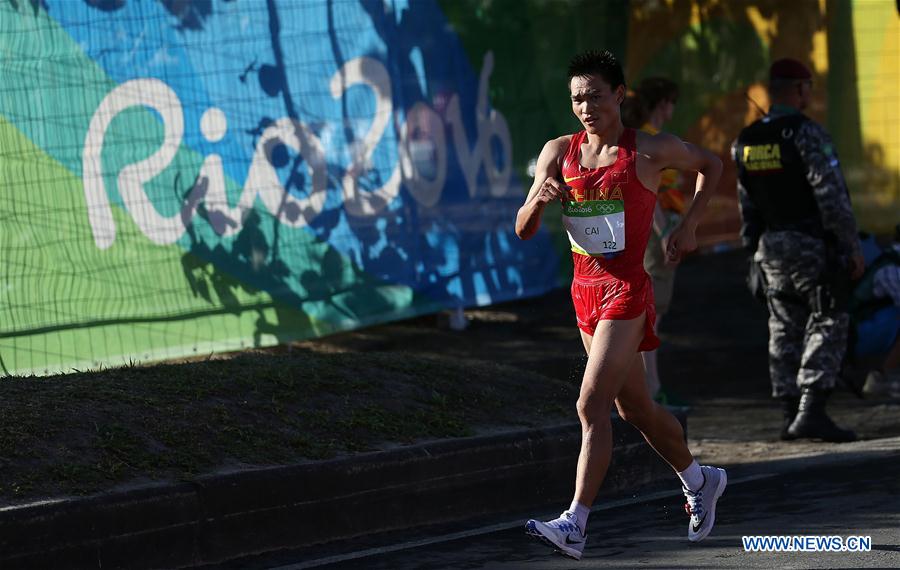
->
[[640, 315, 662, 398], [530, 314, 726, 548], [573, 314, 646, 507], [615, 353, 692, 471], [615, 354, 727, 542], [524, 320, 644, 560]]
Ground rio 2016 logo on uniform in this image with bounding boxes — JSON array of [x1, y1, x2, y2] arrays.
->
[[81, 54, 512, 250], [594, 202, 619, 215]]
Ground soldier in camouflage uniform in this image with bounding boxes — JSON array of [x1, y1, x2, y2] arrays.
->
[[733, 58, 865, 442]]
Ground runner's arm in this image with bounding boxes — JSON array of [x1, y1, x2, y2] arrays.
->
[[650, 133, 723, 233], [647, 133, 722, 262], [516, 137, 569, 240]]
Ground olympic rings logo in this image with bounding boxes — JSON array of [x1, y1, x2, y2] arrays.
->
[[595, 203, 617, 215]]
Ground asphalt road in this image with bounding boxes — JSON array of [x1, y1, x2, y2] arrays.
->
[[235, 439, 900, 570]]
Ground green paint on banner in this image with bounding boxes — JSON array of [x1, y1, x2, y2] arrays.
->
[[0, 93, 415, 376], [631, 17, 769, 138]]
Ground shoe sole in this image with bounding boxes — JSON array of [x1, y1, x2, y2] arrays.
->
[[525, 520, 583, 560], [688, 468, 727, 543]]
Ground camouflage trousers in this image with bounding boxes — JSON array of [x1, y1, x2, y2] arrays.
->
[[757, 231, 849, 398]]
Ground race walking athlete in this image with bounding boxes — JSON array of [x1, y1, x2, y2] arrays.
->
[[515, 50, 725, 560]]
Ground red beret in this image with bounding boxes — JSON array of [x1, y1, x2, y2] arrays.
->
[[769, 58, 812, 81]]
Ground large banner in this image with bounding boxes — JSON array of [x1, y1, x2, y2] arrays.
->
[[0, 0, 559, 375], [1, 0, 896, 376]]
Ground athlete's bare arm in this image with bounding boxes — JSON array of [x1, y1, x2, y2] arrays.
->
[[638, 132, 723, 263], [515, 136, 572, 240]]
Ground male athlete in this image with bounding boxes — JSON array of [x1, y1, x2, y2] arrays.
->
[[516, 50, 725, 560]]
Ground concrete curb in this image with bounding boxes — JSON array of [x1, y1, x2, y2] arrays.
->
[[0, 411, 686, 569]]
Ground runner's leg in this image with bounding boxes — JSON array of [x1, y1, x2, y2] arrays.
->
[[616, 351, 728, 541], [573, 314, 646, 507], [524, 317, 644, 559], [641, 325, 661, 397], [615, 353, 692, 471]]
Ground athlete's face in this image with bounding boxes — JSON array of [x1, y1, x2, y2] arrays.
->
[[569, 74, 625, 135]]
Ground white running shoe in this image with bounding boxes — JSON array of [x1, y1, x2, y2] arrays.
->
[[683, 465, 727, 542], [525, 511, 586, 560]]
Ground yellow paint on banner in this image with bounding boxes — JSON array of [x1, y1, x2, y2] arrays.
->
[[811, 32, 828, 74], [854, 0, 900, 174]]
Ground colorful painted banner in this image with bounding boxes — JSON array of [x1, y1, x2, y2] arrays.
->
[[1, 0, 896, 376], [0, 0, 559, 375]]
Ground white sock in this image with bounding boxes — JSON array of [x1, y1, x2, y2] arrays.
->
[[567, 500, 590, 533], [677, 460, 704, 492]]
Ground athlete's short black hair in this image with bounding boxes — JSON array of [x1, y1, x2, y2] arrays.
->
[[567, 50, 625, 90]]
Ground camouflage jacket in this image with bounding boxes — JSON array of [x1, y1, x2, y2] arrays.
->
[[734, 105, 862, 259]]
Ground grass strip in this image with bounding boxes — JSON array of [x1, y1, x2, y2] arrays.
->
[[0, 349, 576, 504]]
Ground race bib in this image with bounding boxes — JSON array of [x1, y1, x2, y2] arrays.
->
[[562, 199, 625, 256]]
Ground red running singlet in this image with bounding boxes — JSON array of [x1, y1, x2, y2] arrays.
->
[[560, 128, 660, 351]]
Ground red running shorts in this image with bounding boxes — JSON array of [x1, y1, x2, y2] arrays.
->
[[570, 273, 660, 352]]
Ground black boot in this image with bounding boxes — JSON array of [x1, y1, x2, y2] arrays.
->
[[779, 395, 801, 441], [786, 387, 856, 442]]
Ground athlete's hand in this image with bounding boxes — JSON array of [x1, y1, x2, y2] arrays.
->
[[535, 178, 568, 205], [660, 236, 681, 268], [665, 224, 697, 265]]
